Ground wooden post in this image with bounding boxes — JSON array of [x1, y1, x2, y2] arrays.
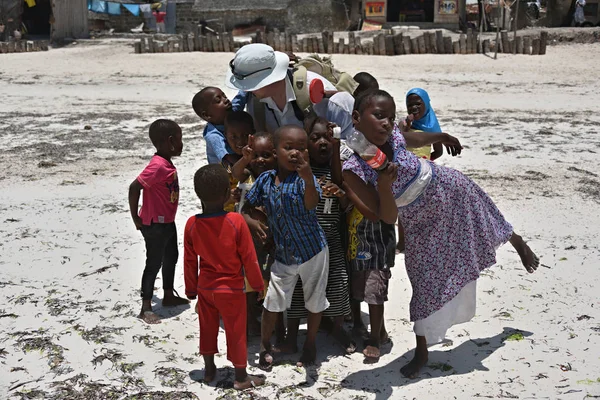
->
[[301, 38, 308, 52], [328, 33, 335, 55], [134, 41, 142, 53], [531, 38, 540, 55], [523, 36, 531, 54], [483, 39, 491, 53], [267, 32, 274, 47], [168, 40, 176, 53], [229, 33, 235, 52], [255, 30, 264, 44], [187, 34, 194, 52], [516, 36, 523, 54], [212, 34, 220, 52], [312, 37, 319, 53], [347, 32, 354, 54], [436, 30, 444, 54], [225, 33, 232, 52], [0, 42, 7, 53], [202, 35, 209, 52], [344, 43, 350, 54], [356, 37, 363, 54], [385, 35, 394, 55], [513, 0, 519, 54], [338, 38, 345, 54], [540, 31, 548, 55], [452, 40, 460, 54], [139, 37, 146, 53], [372, 35, 380, 55], [444, 36, 452, 54], [411, 37, 418, 54], [393, 33, 403, 55], [153, 38, 161, 53], [508, 39, 515, 54], [423, 32, 431, 53], [318, 38, 325, 53], [430, 32, 438, 53], [282, 32, 288, 51], [181, 34, 188, 52], [378, 34, 387, 55], [466, 29, 473, 54], [403, 36, 412, 54], [459, 33, 466, 54], [292, 35, 299, 52], [273, 32, 280, 51], [417, 35, 426, 54], [321, 31, 328, 53], [501, 30, 509, 53], [473, 31, 479, 53]]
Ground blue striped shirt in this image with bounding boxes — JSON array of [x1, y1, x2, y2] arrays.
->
[[245, 170, 327, 265]]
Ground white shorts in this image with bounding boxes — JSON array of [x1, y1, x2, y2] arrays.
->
[[264, 246, 329, 314]]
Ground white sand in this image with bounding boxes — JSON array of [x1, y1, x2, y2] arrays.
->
[[1, 40, 599, 399]]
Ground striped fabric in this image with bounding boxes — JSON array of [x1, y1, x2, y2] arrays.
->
[[346, 206, 396, 271], [245, 170, 326, 265], [288, 165, 351, 319]]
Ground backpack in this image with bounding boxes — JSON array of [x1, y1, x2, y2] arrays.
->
[[251, 54, 358, 133]]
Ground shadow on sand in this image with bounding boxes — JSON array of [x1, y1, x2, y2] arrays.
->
[[341, 327, 533, 400]]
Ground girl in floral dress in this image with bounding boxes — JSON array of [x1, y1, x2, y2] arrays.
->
[[342, 89, 539, 379]]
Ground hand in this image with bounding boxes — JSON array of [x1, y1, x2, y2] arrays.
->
[[441, 133, 463, 157], [377, 163, 398, 188], [402, 114, 414, 132], [326, 123, 341, 146], [242, 135, 255, 161], [231, 187, 242, 203], [132, 215, 143, 230], [257, 289, 265, 301], [319, 176, 345, 198], [294, 150, 313, 182], [247, 217, 269, 242]]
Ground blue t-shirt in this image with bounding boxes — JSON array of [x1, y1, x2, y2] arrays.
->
[[203, 91, 248, 164]]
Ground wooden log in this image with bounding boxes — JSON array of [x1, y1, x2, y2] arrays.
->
[[540, 31, 548, 55], [134, 41, 142, 54], [459, 33, 466, 54], [410, 37, 418, 54], [531, 38, 540, 55], [423, 31, 431, 53], [338, 38, 345, 54], [255, 30, 264, 44], [403, 36, 412, 54], [312, 37, 318, 53], [292, 35, 299, 52], [229, 33, 235, 52], [201, 35, 209, 52], [443, 36, 452, 54], [508, 39, 515, 55], [429, 32, 438, 53], [472, 31, 479, 53], [417, 35, 426, 54], [212, 34, 220, 52], [301, 38, 308, 52], [328, 34, 335, 55], [266, 31, 274, 47], [193, 34, 200, 51], [385, 35, 394, 55], [516, 36, 523, 54], [344, 43, 350, 54], [393, 33, 403, 55], [321, 31, 329, 53], [181, 34, 188, 52], [217, 35, 225, 52], [273, 32, 280, 51], [282, 32, 288, 51], [436, 30, 445, 54], [523, 36, 531, 54], [139, 37, 146, 53], [356, 37, 363, 54], [372, 35, 380, 55], [167, 40, 175, 53], [501, 30, 509, 53], [452, 40, 460, 54], [378, 34, 387, 55], [153, 38, 161, 53], [224, 33, 232, 52], [0, 42, 8, 53], [7, 41, 15, 53], [317, 38, 325, 53], [483, 39, 491, 53], [347, 32, 354, 54], [367, 42, 374, 55]]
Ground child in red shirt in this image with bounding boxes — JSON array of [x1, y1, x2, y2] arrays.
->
[[129, 119, 189, 325], [184, 164, 266, 390]]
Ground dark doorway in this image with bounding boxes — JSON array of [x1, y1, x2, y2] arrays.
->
[[387, 0, 435, 22], [21, 0, 52, 36]]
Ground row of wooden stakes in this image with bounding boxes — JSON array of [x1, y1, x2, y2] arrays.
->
[[0, 40, 50, 54], [134, 29, 549, 56]]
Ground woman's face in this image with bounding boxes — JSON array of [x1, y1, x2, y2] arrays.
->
[[353, 96, 396, 147], [406, 94, 426, 120]]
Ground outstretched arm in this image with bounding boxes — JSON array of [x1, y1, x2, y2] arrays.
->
[[402, 131, 463, 157]]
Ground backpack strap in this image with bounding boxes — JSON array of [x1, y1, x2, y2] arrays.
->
[[250, 94, 267, 132]]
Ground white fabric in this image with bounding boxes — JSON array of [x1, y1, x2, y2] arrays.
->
[[313, 91, 355, 140], [395, 158, 433, 207], [413, 280, 477, 344], [264, 246, 330, 313], [226, 44, 290, 92]]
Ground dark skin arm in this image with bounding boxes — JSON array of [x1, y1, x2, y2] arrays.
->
[[431, 143, 443, 161], [295, 151, 320, 210], [342, 180, 380, 222], [241, 202, 269, 243], [128, 179, 143, 230], [232, 135, 255, 182], [402, 131, 463, 157]]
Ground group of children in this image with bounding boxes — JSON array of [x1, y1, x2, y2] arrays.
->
[[128, 71, 539, 388]]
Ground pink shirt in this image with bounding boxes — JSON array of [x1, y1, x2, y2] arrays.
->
[[137, 155, 179, 225]]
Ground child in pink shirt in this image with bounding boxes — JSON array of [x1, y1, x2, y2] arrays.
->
[[128, 119, 189, 324]]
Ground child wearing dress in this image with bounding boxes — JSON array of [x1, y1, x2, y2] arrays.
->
[[284, 117, 354, 354], [242, 125, 329, 369], [128, 119, 189, 325], [183, 164, 265, 390], [342, 90, 539, 378]]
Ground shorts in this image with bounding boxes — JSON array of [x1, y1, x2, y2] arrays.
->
[[263, 246, 329, 314], [352, 269, 391, 305]]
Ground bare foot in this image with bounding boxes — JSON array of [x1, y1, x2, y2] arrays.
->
[[296, 347, 316, 367], [234, 374, 266, 390], [138, 310, 161, 324], [400, 347, 428, 379], [162, 295, 190, 307], [510, 234, 540, 273], [363, 344, 380, 360], [333, 327, 356, 354], [203, 362, 217, 383], [259, 350, 274, 370], [395, 242, 405, 255]]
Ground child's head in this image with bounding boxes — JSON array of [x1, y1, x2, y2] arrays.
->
[[193, 164, 231, 208], [406, 88, 431, 121], [224, 111, 255, 155], [191, 87, 232, 125], [353, 89, 396, 147], [273, 125, 308, 173], [353, 72, 379, 97], [248, 131, 276, 178], [305, 116, 333, 167], [149, 119, 183, 157]]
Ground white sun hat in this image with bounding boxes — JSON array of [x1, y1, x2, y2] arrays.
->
[[225, 43, 290, 92]]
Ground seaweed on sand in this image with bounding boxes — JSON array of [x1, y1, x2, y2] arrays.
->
[[73, 325, 129, 344], [91, 348, 125, 368], [123, 391, 199, 400], [153, 367, 187, 388], [119, 362, 145, 374], [10, 329, 70, 374]]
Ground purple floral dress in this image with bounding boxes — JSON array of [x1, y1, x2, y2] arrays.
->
[[343, 125, 513, 321]]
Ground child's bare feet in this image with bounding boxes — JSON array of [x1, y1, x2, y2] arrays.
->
[[400, 346, 428, 379], [234, 374, 266, 390], [296, 346, 317, 367], [509, 233, 540, 273], [363, 339, 381, 360], [162, 290, 190, 307], [259, 349, 274, 370], [333, 326, 356, 354], [138, 310, 161, 324], [203, 362, 217, 383]]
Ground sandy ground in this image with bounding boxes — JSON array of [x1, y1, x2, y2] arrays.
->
[[0, 40, 599, 400]]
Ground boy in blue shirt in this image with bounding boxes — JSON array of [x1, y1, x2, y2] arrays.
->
[[192, 87, 248, 166], [243, 125, 329, 370]]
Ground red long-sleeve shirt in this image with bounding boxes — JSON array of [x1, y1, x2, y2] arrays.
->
[[184, 211, 264, 298]]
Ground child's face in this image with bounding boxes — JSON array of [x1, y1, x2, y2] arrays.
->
[[275, 127, 308, 172], [353, 96, 396, 147], [169, 128, 184, 157], [204, 88, 232, 124], [249, 137, 276, 177], [406, 94, 425, 120], [225, 122, 251, 155], [307, 122, 332, 166]]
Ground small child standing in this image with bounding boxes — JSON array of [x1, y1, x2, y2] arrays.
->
[[191, 87, 248, 167], [184, 164, 266, 390], [243, 125, 330, 369], [128, 119, 189, 325]]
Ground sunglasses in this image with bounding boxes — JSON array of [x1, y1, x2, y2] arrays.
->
[[229, 59, 273, 80]]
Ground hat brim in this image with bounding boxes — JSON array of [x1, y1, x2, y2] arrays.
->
[[225, 51, 289, 92]]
